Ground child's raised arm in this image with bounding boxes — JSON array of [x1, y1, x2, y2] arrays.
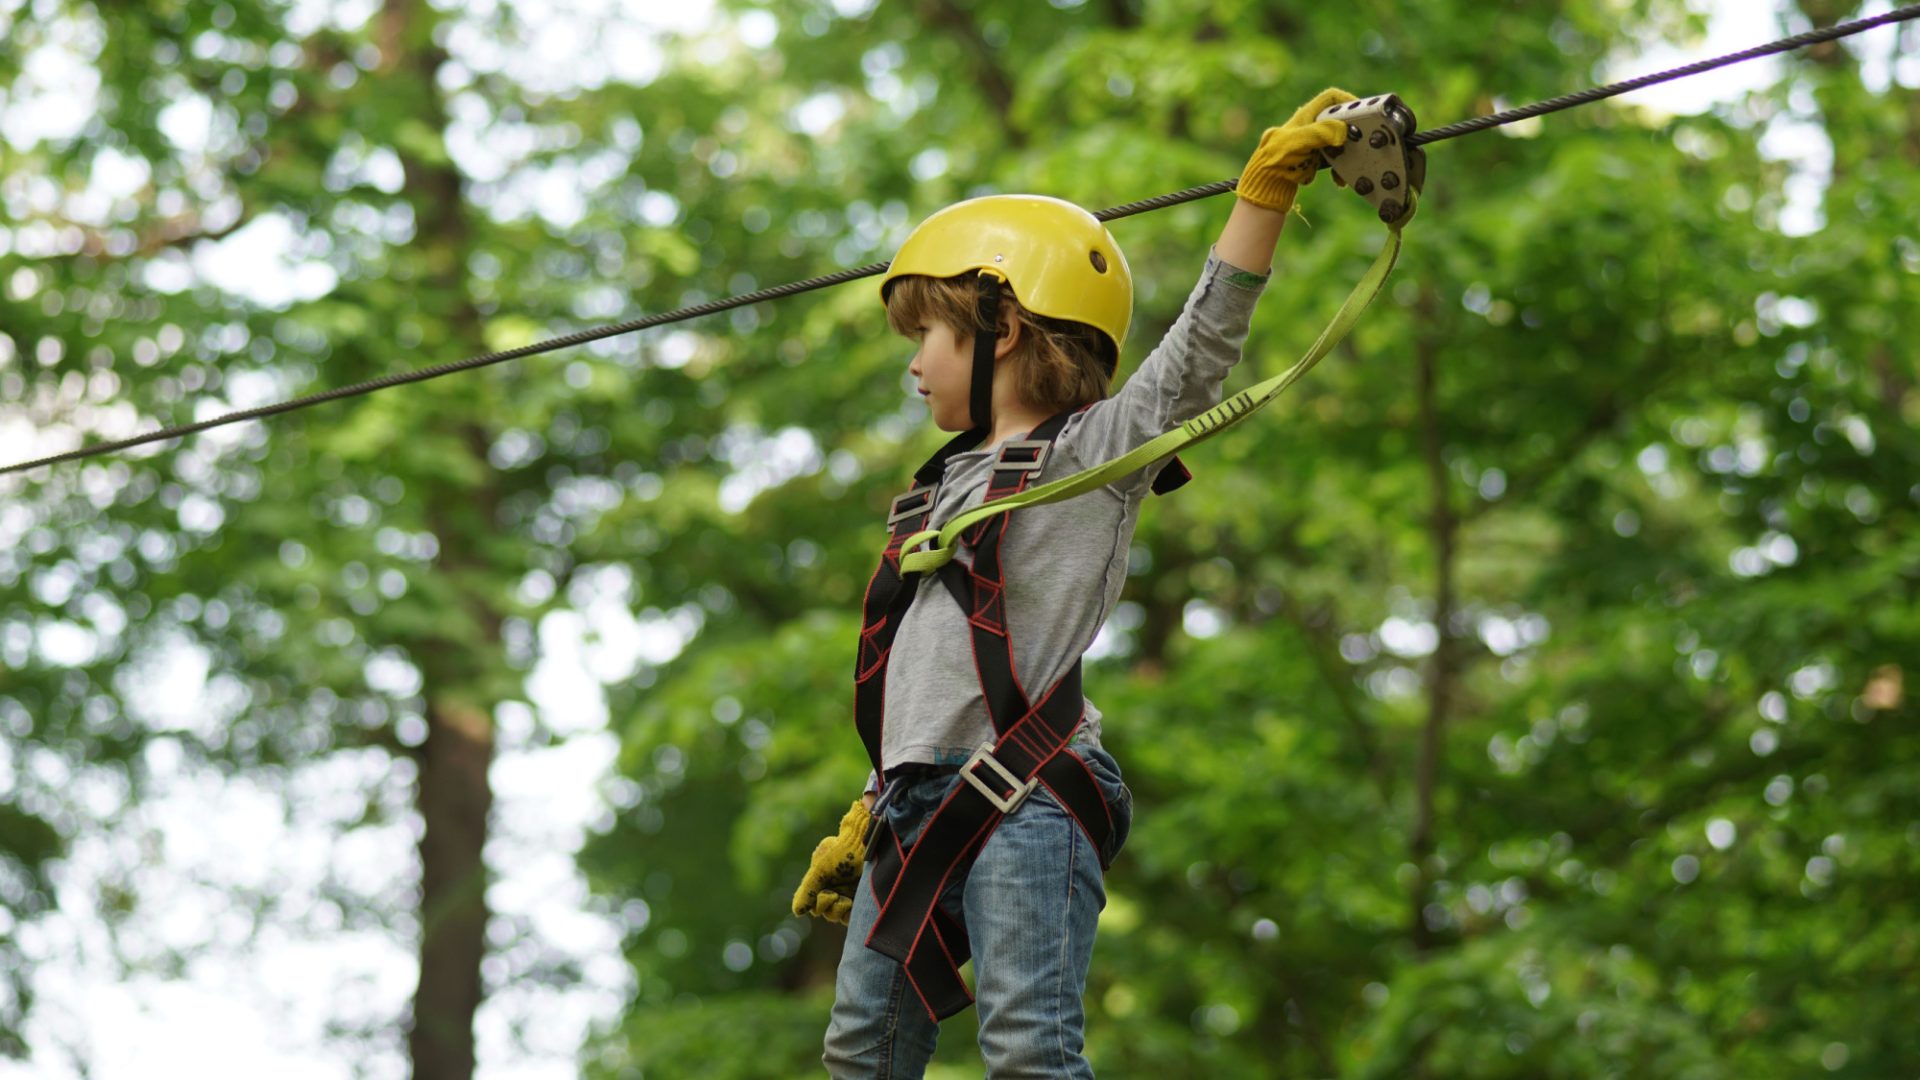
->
[[1218, 87, 1358, 272], [1215, 197, 1290, 276], [1064, 88, 1357, 482]]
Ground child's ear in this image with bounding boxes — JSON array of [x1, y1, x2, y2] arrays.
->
[[993, 312, 1022, 359]]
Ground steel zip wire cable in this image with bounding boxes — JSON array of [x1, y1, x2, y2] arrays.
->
[[5, 3, 1917, 477], [1408, 3, 1920, 145]]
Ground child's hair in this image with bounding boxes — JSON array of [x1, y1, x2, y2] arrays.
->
[[885, 274, 1115, 415]]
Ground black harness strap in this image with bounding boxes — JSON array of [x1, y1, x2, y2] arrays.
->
[[853, 426, 985, 773], [1151, 455, 1191, 495]]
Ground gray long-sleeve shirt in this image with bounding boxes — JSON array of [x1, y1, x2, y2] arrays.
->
[[874, 249, 1269, 777]]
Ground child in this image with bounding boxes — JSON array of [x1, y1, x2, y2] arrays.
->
[[795, 88, 1358, 1077]]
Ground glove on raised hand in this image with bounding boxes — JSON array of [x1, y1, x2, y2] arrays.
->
[[1236, 87, 1360, 214], [791, 798, 872, 925]]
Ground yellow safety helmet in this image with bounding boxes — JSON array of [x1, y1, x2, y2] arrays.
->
[[880, 194, 1133, 360]]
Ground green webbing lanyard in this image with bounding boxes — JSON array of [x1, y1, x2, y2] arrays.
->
[[897, 207, 1409, 577]]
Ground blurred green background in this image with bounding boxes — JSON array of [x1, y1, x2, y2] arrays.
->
[[1, 0, 1916, 1076]]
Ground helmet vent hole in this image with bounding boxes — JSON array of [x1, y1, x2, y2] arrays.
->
[[1089, 250, 1108, 273]]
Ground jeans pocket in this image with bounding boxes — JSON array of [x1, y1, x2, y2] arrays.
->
[[1078, 747, 1133, 864], [881, 774, 955, 851]]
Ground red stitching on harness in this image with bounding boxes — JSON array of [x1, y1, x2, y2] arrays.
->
[[856, 621, 890, 682], [869, 809, 1002, 977], [967, 581, 1006, 636], [930, 913, 965, 973], [902, 965, 943, 1026], [1003, 723, 1048, 761]]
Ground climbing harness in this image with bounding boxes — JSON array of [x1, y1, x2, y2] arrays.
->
[[854, 408, 1131, 1021], [5, 4, 1914, 477]]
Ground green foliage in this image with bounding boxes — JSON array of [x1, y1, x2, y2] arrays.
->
[[585, 991, 829, 1079]]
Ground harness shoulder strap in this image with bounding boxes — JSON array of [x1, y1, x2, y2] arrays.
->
[[852, 425, 985, 774]]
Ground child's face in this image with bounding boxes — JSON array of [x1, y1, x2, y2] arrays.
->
[[906, 321, 976, 432]]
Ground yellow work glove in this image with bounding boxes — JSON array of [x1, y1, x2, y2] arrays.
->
[[791, 798, 872, 925], [1235, 87, 1360, 214]]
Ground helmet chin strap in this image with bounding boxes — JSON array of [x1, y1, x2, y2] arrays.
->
[[969, 272, 1000, 437]]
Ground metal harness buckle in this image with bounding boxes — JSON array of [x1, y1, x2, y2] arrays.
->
[[961, 742, 1039, 815], [887, 485, 938, 528], [993, 439, 1050, 475]]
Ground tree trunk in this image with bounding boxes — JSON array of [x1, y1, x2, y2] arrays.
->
[[410, 699, 496, 1079], [374, 0, 502, 1075]]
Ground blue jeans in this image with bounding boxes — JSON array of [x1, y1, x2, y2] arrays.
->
[[822, 746, 1132, 1079]]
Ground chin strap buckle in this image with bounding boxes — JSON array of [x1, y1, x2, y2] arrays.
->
[[1316, 93, 1426, 226]]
